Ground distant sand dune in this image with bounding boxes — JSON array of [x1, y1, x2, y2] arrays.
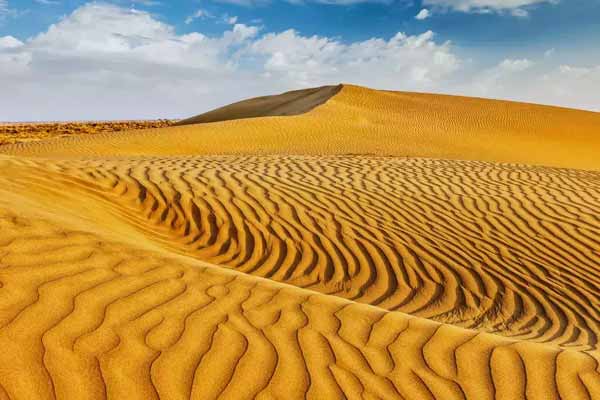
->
[[0, 85, 599, 399], [0, 120, 175, 145], [2, 84, 599, 169]]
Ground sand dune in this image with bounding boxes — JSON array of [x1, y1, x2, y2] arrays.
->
[[2, 84, 600, 169], [0, 85, 599, 399]]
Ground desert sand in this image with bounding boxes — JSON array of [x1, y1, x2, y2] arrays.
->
[[0, 84, 599, 399]]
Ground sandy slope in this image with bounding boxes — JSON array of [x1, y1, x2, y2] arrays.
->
[[2, 84, 600, 169], [0, 86, 599, 399]]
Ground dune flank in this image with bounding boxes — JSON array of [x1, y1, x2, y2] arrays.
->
[[2, 84, 600, 169], [0, 85, 599, 399]]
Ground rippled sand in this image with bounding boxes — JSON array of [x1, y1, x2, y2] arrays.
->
[[0, 85, 599, 399]]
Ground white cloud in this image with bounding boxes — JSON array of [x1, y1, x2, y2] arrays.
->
[[466, 58, 534, 95], [131, 0, 162, 5], [312, 0, 392, 4], [510, 8, 529, 17], [0, 0, 11, 20], [213, 0, 267, 6], [185, 9, 213, 25], [458, 58, 600, 112], [0, 35, 22, 48], [498, 58, 534, 72], [423, 0, 556, 16], [250, 30, 460, 88], [34, 0, 60, 5], [214, 0, 390, 5], [415, 8, 431, 19]]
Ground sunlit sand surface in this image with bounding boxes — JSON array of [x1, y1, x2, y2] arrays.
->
[[0, 85, 599, 399]]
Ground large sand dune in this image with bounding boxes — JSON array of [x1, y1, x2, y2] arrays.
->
[[0, 85, 599, 399], [2, 84, 600, 169]]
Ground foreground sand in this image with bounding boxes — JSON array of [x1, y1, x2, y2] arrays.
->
[[0, 85, 599, 399]]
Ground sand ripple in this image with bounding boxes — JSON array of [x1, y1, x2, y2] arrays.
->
[[0, 154, 599, 399]]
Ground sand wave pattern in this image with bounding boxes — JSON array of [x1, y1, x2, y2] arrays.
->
[[0, 154, 599, 399]]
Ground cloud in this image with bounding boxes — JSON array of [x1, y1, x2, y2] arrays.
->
[[0, 35, 22, 48], [0, 0, 14, 20], [498, 58, 534, 72], [185, 9, 213, 24], [212, 0, 267, 6], [131, 0, 162, 5], [312, 0, 392, 4], [466, 58, 534, 94], [34, 0, 60, 5], [214, 0, 390, 6], [0, 4, 265, 120], [415, 8, 431, 19], [423, 0, 557, 16], [250, 30, 460, 88], [457, 58, 600, 112]]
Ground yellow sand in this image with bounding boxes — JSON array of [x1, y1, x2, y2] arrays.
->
[[0, 85, 599, 399]]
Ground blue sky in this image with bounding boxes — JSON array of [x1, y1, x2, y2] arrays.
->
[[1, 0, 599, 120]]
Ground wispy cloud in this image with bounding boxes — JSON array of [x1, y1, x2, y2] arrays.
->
[[34, 0, 60, 5], [131, 0, 162, 6], [423, 0, 557, 17], [0, 0, 10, 18], [185, 9, 213, 24]]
